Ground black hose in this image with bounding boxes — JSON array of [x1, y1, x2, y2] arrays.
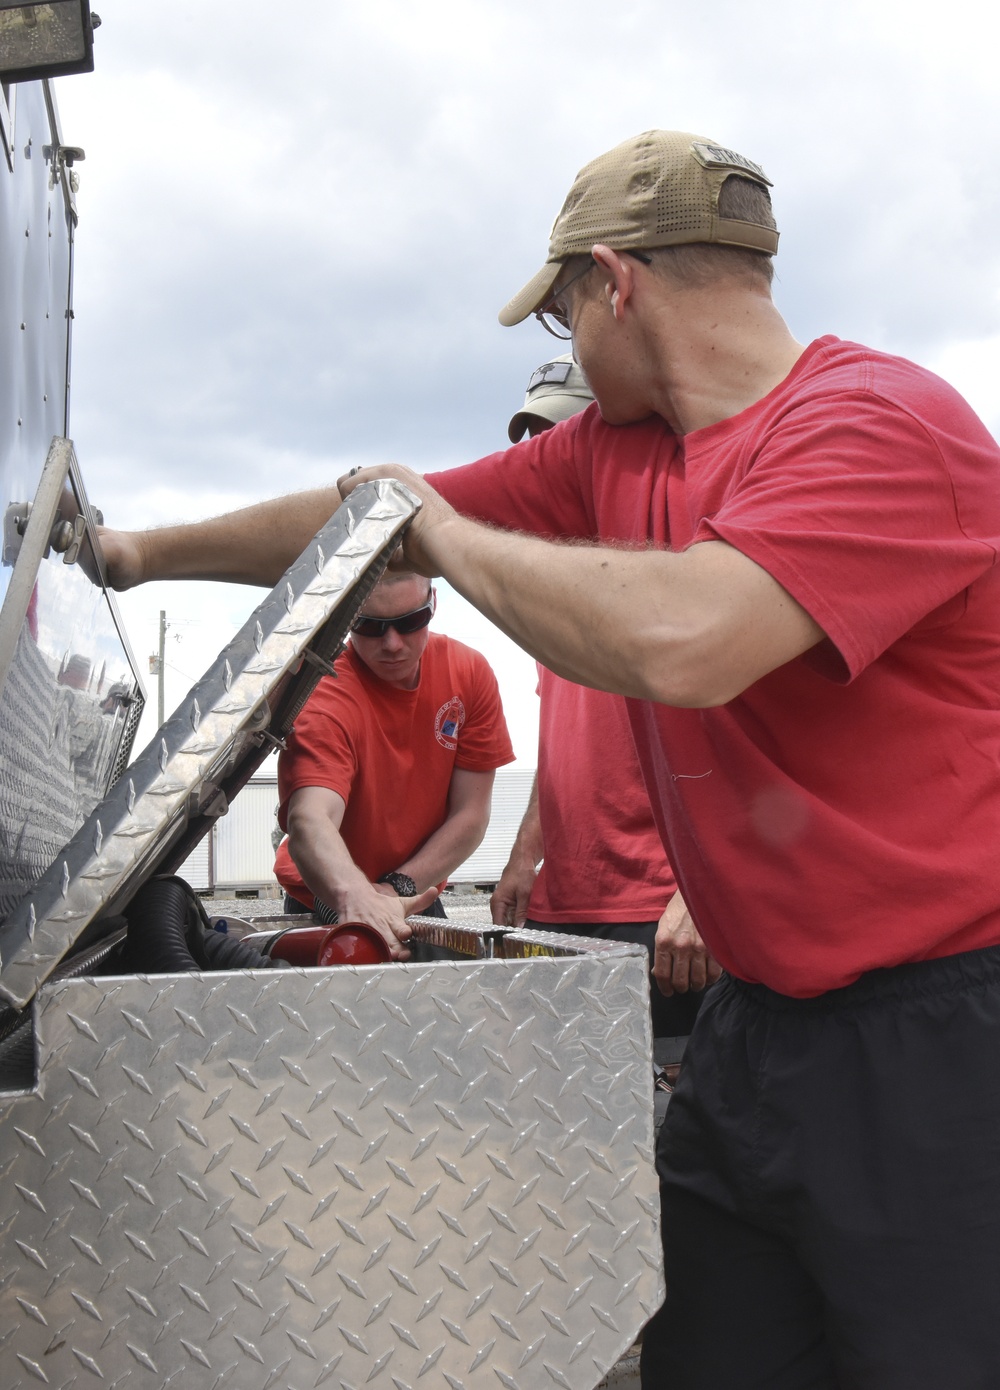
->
[[174, 878, 285, 967], [0, 1002, 25, 1046], [120, 877, 205, 973], [0, 1019, 35, 1088], [202, 928, 283, 971], [120, 877, 274, 974]]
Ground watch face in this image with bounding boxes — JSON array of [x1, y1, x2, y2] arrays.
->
[[382, 871, 416, 897]]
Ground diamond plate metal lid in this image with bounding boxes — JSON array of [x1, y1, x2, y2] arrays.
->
[[0, 479, 419, 1008]]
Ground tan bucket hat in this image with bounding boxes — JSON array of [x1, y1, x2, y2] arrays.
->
[[507, 353, 594, 442]]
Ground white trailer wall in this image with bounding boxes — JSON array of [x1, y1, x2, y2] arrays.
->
[[449, 767, 534, 885], [214, 777, 281, 890], [177, 769, 534, 894], [177, 836, 211, 892]]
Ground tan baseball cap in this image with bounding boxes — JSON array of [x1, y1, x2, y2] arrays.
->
[[499, 130, 778, 327], [507, 353, 594, 442]]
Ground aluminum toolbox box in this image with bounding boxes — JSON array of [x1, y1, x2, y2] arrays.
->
[[0, 483, 663, 1389]]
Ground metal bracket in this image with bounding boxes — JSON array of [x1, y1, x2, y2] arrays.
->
[[246, 700, 270, 730], [300, 645, 341, 679], [4, 499, 91, 567], [187, 784, 228, 820], [43, 141, 85, 190], [0, 438, 76, 708], [246, 698, 287, 751], [2, 501, 32, 567]]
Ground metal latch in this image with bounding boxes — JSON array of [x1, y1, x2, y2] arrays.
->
[[3, 502, 101, 567], [300, 645, 342, 678], [187, 783, 229, 820], [44, 143, 86, 192]]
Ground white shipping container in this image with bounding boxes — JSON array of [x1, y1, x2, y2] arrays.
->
[[177, 835, 212, 892], [214, 777, 281, 890], [449, 767, 535, 885], [179, 770, 535, 894]]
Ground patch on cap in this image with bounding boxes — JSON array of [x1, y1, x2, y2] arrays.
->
[[527, 360, 574, 392], [691, 142, 772, 186]]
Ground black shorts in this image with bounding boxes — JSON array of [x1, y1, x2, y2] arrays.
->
[[641, 943, 1000, 1390]]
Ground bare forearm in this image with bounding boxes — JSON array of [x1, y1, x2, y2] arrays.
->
[[397, 807, 491, 891], [508, 777, 542, 868], [287, 813, 373, 915], [284, 787, 438, 951], [419, 516, 708, 704], [333, 463, 823, 707], [133, 487, 344, 587], [420, 516, 821, 708]]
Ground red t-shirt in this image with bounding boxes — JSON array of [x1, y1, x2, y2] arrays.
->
[[275, 632, 514, 907], [430, 336, 1000, 996], [529, 665, 677, 923]]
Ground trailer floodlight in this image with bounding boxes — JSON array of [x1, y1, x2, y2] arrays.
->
[[0, 0, 99, 85]]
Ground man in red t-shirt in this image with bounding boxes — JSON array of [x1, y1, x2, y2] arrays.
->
[[274, 570, 514, 956], [100, 131, 1000, 1386], [495, 353, 717, 1039]]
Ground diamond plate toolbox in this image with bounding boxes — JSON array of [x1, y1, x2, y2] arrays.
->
[[0, 472, 662, 1388], [0, 946, 662, 1390]]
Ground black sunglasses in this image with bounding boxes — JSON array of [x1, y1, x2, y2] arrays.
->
[[351, 592, 435, 639]]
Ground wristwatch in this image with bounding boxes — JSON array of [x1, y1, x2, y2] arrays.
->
[[378, 870, 417, 898]]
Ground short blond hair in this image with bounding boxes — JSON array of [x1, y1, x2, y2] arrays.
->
[[375, 570, 432, 598]]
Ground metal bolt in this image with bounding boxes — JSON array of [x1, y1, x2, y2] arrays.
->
[[49, 520, 75, 553]]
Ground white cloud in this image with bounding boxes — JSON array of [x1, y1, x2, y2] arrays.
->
[[926, 334, 1000, 440], [48, 0, 1000, 772]]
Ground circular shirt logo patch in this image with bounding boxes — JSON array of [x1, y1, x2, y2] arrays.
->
[[435, 696, 466, 751]]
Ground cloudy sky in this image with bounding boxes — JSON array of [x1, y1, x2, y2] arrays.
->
[[53, 0, 1000, 765]]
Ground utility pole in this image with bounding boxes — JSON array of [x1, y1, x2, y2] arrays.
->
[[148, 610, 167, 728]]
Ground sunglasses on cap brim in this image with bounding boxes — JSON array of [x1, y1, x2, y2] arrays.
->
[[350, 592, 435, 639]]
